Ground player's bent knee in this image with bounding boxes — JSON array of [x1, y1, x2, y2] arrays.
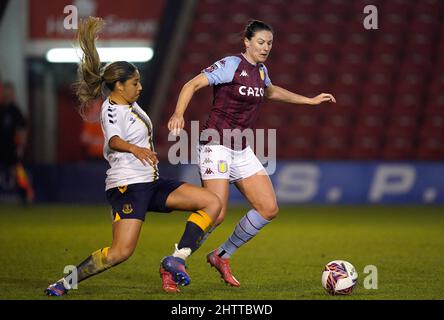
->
[[270, 204, 279, 219], [116, 250, 133, 264], [257, 203, 279, 221], [214, 213, 225, 226], [202, 191, 222, 219]]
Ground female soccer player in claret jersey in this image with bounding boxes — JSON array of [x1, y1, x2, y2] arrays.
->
[[168, 20, 336, 287], [44, 17, 222, 296]]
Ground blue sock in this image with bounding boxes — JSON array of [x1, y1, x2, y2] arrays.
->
[[217, 209, 270, 259]]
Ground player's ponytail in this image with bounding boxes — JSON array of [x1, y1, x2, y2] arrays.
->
[[74, 16, 138, 118], [75, 16, 104, 118]]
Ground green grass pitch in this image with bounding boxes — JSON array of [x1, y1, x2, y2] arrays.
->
[[0, 204, 443, 300]]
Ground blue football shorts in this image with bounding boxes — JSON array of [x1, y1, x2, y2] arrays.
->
[[105, 177, 184, 222]]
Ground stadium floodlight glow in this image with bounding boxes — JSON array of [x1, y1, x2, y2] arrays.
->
[[46, 47, 154, 63]]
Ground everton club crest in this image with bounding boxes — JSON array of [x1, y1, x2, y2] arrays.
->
[[122, 203, 133, 214]]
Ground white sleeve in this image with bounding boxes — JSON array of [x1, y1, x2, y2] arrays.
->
[[101, 105, 125, 143]]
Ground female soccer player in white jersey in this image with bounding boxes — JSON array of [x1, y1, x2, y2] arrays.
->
[[168, 20, 336, 287], [45, 17, 222, 296]]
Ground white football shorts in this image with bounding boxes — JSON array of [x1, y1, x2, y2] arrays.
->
[[198, 144, 265, 183]]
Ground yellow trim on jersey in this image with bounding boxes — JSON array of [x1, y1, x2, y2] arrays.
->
[[118, 185, 128, 194], [187, 210, 213, 232], [114, 212, 121, 222], [130, 106, 159, 180]]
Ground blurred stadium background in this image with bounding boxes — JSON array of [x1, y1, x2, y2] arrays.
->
[[0, 0, 443, 204], [0, 0, 443, 300]]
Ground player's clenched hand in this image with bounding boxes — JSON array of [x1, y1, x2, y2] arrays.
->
[[168, 113, 185, 136], [310, 93, 336, 105], [130, 145, 158, 166]]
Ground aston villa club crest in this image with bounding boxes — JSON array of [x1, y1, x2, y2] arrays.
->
[[259, 67, 265, 81], [218, 160, 228, 174], [122, 203, 133, 214]]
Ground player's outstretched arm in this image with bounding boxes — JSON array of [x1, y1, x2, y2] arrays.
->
[[168, 73, 210, 135], [265, 84, 336, 106]]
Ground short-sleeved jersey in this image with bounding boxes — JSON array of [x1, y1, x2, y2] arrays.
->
[[202, 53, 272, 150], [100, 98, 158, 190]]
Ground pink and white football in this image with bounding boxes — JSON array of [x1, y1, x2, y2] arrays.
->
[[321, 260, 358, 295]]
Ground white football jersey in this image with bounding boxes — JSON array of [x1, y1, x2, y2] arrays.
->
[[100, 97, 158, 190]]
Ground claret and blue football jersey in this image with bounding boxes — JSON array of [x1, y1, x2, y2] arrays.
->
[[201, 54, 272, 149]]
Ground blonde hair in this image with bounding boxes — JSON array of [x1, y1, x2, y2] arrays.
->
[[74, 16, 137, 118]]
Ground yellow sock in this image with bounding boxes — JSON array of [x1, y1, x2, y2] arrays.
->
[[76, 247, 113, 282], [91, 247, 112, 270], [187, 210, 213, 232], [176, 210, 214, 253]]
